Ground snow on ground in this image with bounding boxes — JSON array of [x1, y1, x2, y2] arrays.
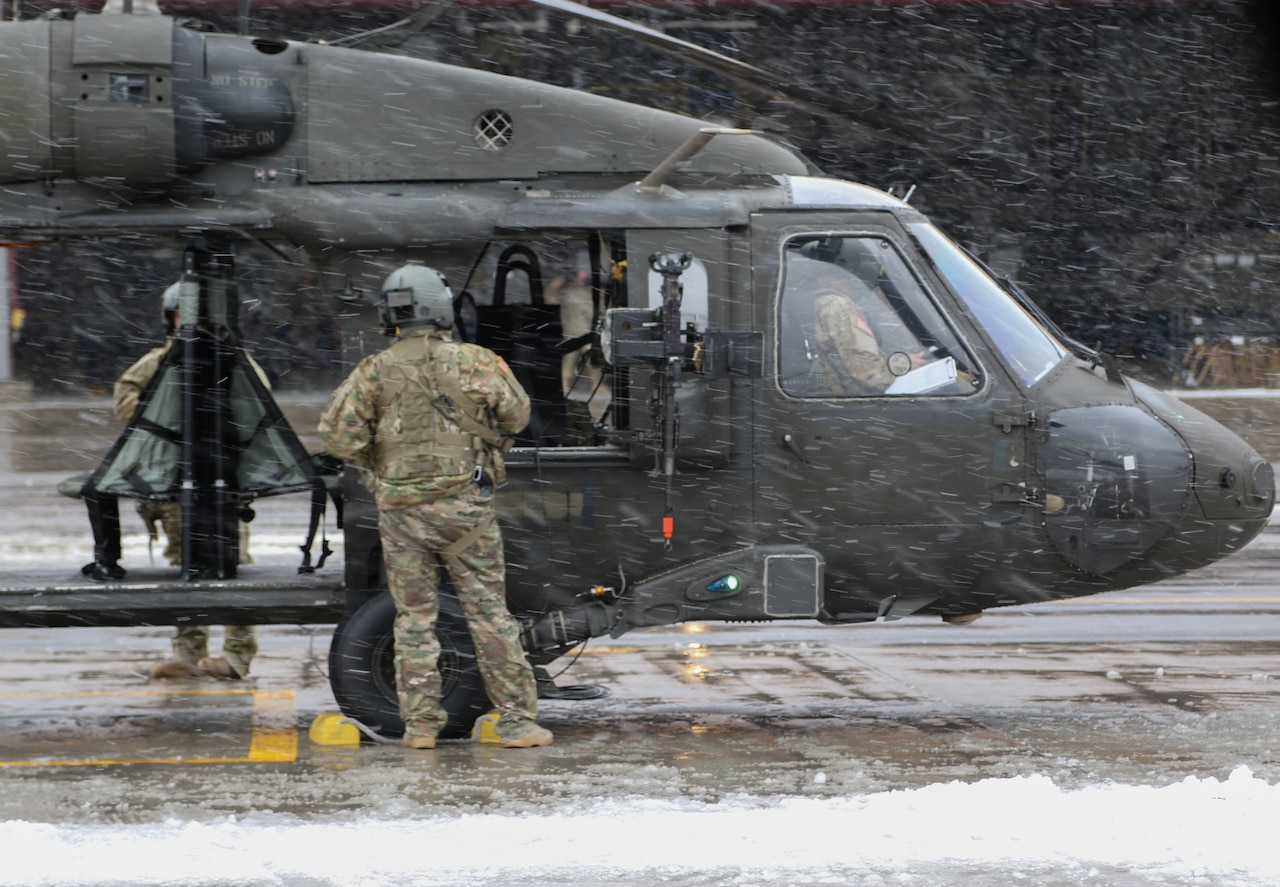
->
[[2, 766, 1278, 887], [1172, 387, 1280, 399]]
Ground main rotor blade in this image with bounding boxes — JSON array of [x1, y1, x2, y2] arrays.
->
[[526, 0, 920, 146], [533, 0, 1042, 187], [329, 0, 459, 49]]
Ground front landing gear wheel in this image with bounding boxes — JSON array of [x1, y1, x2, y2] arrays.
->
[[328, 589, 491, 740]]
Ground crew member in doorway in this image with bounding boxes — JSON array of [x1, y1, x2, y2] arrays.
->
[[318, 263, 552, 750], [117, 281, 266, 681], [546, 266, 608, 443]]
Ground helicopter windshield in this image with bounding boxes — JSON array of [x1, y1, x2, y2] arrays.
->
[[777, 234, 975, 398], [909, 223, 1067, 387]]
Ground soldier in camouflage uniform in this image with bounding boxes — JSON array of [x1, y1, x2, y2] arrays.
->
[[318, 263, 551, 750], [812, 263, 895, 396], [117, 281, 261, 681]]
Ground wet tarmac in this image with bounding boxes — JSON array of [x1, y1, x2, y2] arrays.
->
[[1, 396, 1279, 886], [1, 595, 1278, 826]]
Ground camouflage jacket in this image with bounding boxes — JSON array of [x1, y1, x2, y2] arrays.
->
[[318, 328, 530, 510], [813, 289, 893, 395], [113, 342, 171, 423]]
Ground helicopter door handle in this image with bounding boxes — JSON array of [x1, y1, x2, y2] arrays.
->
[[782, 433, 812, 469]]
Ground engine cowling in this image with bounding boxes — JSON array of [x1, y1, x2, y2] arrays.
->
[[0, 13, 294, 187]]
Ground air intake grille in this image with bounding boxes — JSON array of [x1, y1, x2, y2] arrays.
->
[[473, 109, 513, 151]]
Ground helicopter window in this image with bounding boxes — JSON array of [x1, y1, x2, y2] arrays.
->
[[647, 257, 709, 329], [909, 222, 1067, 388], [778, 235, 975, 398], [465, 240, 615, 446]]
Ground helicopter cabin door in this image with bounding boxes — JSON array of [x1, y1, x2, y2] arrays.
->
[[753, 212, 1037, 623]]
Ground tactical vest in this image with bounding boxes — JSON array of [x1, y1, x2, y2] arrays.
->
[[372, 334, 496, 482]]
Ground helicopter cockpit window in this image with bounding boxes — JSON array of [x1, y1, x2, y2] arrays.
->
[[909, 222, 1067, 388], [778, 235, 975, 398]]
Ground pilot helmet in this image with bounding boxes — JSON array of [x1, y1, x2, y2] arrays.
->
[[842, 240, 886, 289], [378, 263, 453, 334]]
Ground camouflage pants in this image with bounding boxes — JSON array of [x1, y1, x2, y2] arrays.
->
[[136, 500, 182, 566], [136, 501, 255, 566], [170, 624, 258, 677], [379, 489, 538, 742]]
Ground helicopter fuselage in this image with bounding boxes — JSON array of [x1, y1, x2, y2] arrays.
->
[[0, 11, 1272, 731]]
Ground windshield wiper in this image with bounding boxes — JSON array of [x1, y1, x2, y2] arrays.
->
[[961, 247, 1101, 366]]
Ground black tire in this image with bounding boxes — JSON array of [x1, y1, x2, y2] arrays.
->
[[328, 589, 492, 740]]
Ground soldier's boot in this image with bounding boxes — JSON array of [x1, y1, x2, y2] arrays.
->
[[149, 658, 200, 680], [196, 656, 243, 680], [83, 561, 126, 582], [502, 724, 554, 749], [402, 719, 440, 749], [220, 627, 257, 679]]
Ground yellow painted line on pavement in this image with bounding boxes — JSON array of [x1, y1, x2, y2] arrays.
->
[[0, 688, 297, 768], [0, 687, 253, 699], [248, 689, 298, 762]]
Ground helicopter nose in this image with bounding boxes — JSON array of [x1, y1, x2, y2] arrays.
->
[[1035, 401, 1273, 577]]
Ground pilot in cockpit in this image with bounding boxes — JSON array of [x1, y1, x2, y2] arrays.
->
[[783, 237, 964, 398], [809, 260, 898, 396]]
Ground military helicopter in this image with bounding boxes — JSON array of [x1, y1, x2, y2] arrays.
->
[[0, 0, 1272, 740]]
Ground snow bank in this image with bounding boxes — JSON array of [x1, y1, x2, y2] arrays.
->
[[2, 766, 1277, 886]]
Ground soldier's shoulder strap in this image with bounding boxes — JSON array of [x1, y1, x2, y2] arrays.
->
[[423, 337, 513, 453]]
